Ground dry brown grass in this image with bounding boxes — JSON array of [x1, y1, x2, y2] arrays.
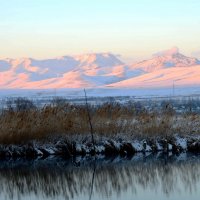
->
[[0, 99, 199, 144]]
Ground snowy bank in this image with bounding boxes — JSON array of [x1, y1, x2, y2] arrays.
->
[[0, 135, 200, 159]]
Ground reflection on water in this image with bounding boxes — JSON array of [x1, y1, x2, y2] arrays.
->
[[0, 153, 200, 200]]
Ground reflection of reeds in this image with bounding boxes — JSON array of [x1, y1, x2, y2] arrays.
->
[[0, 98, 199, 144], [0, 155, 199, 199]]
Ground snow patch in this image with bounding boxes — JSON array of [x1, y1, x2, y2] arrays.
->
[[112, 140, 122, 151], [146, 144, 152, 152], [131, 141, 143, 151], [175, 137, 187, 150], [95, 145, 105, 153], [168, 144, 173, 151], [75, 144, 82, 153], [156, 141, 163, 151]]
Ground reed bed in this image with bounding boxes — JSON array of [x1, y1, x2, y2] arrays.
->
[[0, 97, 199, 144]]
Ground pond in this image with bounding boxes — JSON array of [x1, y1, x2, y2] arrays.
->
[[0, 153, 199, 200]]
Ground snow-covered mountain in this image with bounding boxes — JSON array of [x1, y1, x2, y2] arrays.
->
[[0, 48, 200, 89], [129, 47, 200, 72], [0, 53, 128, 89]]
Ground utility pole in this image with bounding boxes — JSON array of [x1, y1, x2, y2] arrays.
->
[[54, 88, 57, 96], [173, 80, 175, 97]]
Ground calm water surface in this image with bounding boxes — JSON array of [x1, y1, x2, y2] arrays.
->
[[0, 153, 199, 200]]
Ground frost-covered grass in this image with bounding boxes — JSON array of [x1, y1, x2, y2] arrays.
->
[[0, 97, 200, 145]]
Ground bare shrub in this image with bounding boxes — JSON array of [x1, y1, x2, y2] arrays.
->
[[6, 97, 36, 112]]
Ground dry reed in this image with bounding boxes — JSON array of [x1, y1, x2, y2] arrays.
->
[[0, 98, 199, 144]]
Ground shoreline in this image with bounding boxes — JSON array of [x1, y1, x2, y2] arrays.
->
[[0, 134, 200, 159]]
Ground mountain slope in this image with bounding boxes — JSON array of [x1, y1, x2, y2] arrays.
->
[[107, 65, 200, 88]]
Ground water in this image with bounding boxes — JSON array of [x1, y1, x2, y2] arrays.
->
[[0, 153, 199, 200]]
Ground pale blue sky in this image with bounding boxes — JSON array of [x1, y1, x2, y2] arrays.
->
[[0, 0, 200, 61]]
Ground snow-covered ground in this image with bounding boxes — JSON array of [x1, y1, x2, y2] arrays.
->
[[1, 86, 200, 99]]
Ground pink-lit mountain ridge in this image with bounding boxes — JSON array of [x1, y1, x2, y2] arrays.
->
[[0, 47, 200, 89]]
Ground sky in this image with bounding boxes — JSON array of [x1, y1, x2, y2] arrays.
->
[[0, 0, 200, 62]]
